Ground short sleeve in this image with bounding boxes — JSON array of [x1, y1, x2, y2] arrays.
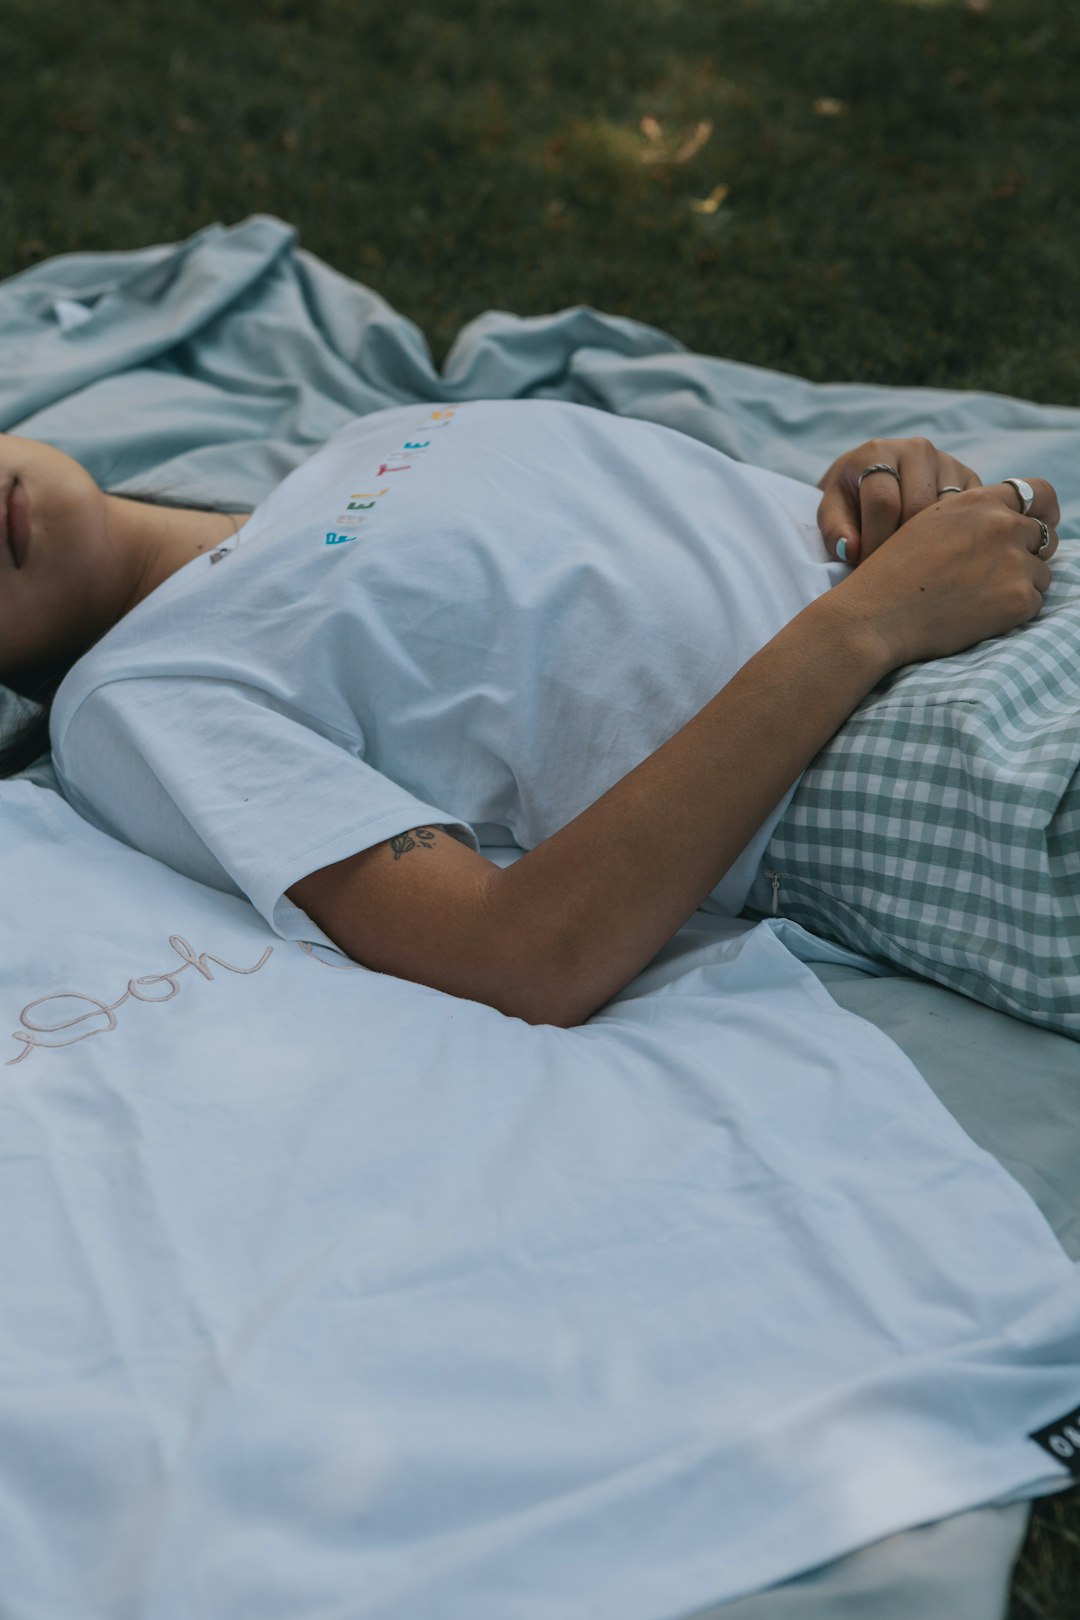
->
[[51, 677, 480, 949]]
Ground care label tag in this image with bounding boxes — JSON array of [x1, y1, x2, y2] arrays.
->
[[1029, 1406, 1080, 1476]]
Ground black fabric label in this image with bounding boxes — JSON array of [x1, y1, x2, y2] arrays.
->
[[1029, 1407, 1080, 1476]]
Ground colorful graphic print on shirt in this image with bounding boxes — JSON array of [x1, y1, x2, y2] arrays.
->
[[324, 407, 463, 548]]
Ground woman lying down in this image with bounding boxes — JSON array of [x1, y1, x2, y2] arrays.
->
[[0, 400, 1071, 1034]]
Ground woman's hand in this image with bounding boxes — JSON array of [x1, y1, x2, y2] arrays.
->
[[817, 437, 982, 565], [830, 477, 1061, 671]]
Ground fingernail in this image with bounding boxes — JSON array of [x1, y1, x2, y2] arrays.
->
[[836, 538, 848, 563]]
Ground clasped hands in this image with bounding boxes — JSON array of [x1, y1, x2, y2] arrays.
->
[[816, 436, 1060, 566]]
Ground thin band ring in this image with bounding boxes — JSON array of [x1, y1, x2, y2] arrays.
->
[[858, 462, 901, 490], [937, 485, 964, 496], [1035, 519, 1051, 558]]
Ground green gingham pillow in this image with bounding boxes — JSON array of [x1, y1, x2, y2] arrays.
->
[[763, 539, 1080, 1040]]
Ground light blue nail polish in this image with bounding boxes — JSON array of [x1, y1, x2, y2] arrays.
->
[[836, 538, 848, 563]]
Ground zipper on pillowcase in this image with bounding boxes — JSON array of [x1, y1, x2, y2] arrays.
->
[[763, 867, 782, 916]]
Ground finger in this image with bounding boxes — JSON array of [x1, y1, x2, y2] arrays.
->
[[894, 437, 939, 527], [816, 482, 863, 565], [1025, 516, 1060, 564], [857, 464, 903, 558], [997, 477, 1062, 529], [935, 452, 981, 496]]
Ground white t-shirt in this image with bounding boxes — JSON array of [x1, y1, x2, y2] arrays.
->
[[51, 400, 844, 951]]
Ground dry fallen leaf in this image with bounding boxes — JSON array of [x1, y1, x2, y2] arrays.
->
[[673, 119, 714, 164], [689, 184, 730, 214], [641, 115, 713, 167], [813, 97, 845, 117]]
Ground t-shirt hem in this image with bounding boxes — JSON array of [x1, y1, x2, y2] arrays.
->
[[264, 806, 480, 953]]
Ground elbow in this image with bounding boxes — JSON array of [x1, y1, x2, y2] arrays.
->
[[503, 948, 611, 1028], [520, 1001, 591, 1031], [472, 919, 595, 1029], [481, 879, 602, 1029], [487, 971, 594, 1030]]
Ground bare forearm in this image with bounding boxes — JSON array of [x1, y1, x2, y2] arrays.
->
[[493, 593, 894, 1026]]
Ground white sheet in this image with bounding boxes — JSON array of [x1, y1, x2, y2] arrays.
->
[[2, 778, 1077, 1618]]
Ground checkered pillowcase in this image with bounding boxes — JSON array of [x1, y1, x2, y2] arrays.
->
[[763, 540, 1080, 1039]]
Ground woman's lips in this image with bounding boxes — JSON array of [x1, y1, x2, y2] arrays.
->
[[5, 480, 30, 568]]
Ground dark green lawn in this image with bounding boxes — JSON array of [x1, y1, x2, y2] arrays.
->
[[3, 0, 1079, 1612], [6, 0, 1080, 401]]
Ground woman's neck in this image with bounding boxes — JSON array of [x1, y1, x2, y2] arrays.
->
[[106, 496, 252, 618]]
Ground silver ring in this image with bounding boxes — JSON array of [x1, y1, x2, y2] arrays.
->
[[937, 485, 964, 496], [1035, 519, 1051, 558], [858, 462, 901, 490], [1003, 477, 1035, 515]]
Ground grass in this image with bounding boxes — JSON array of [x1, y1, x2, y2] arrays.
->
[[1012, 1488, 1080, 1620], [3, 0, 1079, 1611], [5, 0, 1080, 399]]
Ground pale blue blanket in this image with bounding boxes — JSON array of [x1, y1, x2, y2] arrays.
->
[[4, 213, 1079, 1619]]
